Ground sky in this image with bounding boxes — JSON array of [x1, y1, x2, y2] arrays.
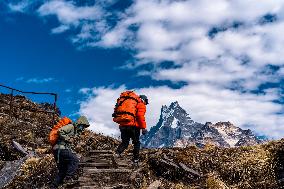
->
[[0, 0, 283, 139]]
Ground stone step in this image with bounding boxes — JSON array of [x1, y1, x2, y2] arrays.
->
[[82, 156, 114, 162], [83, 155, 115, 162], [89, 150, 114, 154], [116, 162, 131, 168], [78, 180, 123, 186], [74, 185, 131, 189], [82, 163, 131, 169], [83, 168, 132, 174], [81, 159, 111, 164], [78, 177, 92, 182], [78, 154, 133, 189], [80, 162, 114, 167], [78, 176, 131, 187], [83, 154, 133, 162], [90, 154, 115, 158], [103, 184, 132, 189], [74, 186, 101, 189]]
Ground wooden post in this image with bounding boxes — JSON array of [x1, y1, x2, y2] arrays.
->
[[9, 89, 14, 118]]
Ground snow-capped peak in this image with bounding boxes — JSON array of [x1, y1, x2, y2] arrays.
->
[[169, 101, 179, 108], [142, 101, 264, 149]]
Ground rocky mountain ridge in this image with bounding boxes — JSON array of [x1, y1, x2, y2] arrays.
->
[[142, 101, 264, 148], [1, 93, 284, 189]]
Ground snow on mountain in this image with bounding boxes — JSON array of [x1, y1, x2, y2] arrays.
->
[[141, 101, 264, 148], [171, 117, 178, 129]]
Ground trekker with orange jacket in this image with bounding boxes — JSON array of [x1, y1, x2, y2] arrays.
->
[[112, 91, 148, 166], [49, 116, 90, 188]]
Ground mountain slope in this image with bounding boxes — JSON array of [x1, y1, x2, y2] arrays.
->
[[1, 93, 284, 189], [142, 101, 263, 148]]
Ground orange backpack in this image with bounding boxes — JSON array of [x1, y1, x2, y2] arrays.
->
[[49, 117, 72, 146], [112, 91, 140, 125]]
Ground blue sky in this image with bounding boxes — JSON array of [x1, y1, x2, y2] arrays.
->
[[0, 0, 138, 116], [0, 0, 283, 138]]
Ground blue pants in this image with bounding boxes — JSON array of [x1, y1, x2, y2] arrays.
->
[[53, 149, 79, 187]]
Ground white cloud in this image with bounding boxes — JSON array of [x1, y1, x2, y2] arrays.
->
[[38, 0, 103, 24], [26, 78, 55, 84], [79, 86, 126, 137], [79, 88, 92, 95], [16, 77, 24, 81], [8, 0, 31, 12], [37, 0, 106, 45], [8, 1, 284, 138], [182, 36, 223, 59], [75, 0, 284, 139], [51, 25, 70, 34], [21, 0, 284, 73], [16, 77, 55, 84], [95, 23, 129, 47], [279, 67, 284, 76], [79, 85, 284, 139]]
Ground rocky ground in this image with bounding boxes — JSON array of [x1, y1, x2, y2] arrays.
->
[[1, 93, 284, 189]]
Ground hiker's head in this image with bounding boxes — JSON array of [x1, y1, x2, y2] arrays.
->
[[139, 95, 149, 105], [75, 116, 90, 133]]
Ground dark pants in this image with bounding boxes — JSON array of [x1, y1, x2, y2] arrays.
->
[[52, 149, 79, 187], [116, 126, 141, 161]]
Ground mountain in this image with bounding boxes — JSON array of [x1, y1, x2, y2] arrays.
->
[[142, 101, 264, 148], [1, 93, 284, 189]]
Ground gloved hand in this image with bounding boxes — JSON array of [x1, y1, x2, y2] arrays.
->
[[142, 129, 148, 135], [76, 124, 86, 135]]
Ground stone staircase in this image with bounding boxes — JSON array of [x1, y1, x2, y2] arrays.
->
[[73, 150, 135, 189]]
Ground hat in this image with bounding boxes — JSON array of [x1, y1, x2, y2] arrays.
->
[[139, 95, 149, 105], [75, 116, 90, 127]]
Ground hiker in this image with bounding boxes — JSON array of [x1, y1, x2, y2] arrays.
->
[[112, 91, 148, 166], [49, 116, 90, 188]]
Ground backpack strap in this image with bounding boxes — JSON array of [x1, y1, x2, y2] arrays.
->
[[115, 96, 139, 109], [114, 111, 136, 118], [113, 95, 140, 118]]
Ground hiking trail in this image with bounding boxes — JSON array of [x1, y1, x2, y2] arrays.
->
[[72, 150, 137, 189]]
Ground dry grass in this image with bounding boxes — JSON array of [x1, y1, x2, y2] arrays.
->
[[166, 140, 284, 188], [4, 155, 56, 189]]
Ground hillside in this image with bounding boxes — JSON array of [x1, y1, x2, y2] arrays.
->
[[0, 94, 119, 188], [0, 93, 284, 188]]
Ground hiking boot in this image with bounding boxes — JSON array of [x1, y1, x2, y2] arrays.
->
[[49, 183, 58, 189], [132, 159, 139, 168], [279, 177, 284, 183]]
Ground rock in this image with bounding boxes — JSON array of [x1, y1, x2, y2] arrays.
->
[[0, 156, 28, 188], [12, 140, 28, 155], [146, 180, 161, 189], [148, 155, 201, 183], [179, 162, 201, 178]]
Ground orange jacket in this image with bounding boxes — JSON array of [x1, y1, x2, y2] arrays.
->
[[119, 97, 147, 129], [135, 100, 147, 129]]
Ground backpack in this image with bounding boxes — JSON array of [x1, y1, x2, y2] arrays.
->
[[112, 91, 140, 125], [49, 117, 72, 146]]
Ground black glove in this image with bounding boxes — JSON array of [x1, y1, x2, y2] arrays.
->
[[76, 124, 86, 135], [142, 129, 148, 135]]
